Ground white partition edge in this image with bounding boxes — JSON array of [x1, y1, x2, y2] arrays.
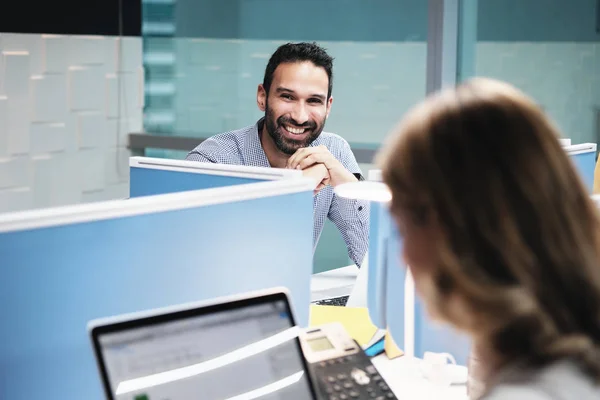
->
[[559, 138, 572, 146], [0, 178, 315, 233], [130, 156, 303, 180], [564, 143, 597, 155], [368, 170, 382, 182]]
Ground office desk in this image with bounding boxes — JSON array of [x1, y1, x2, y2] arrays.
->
[[310, 265, 358, 302], [310, 266, 469, 400], [372, 355, 468, 399]]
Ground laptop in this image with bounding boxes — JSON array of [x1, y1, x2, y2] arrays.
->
[[88, 288, 318, 400], [311, 252, 369, 307]]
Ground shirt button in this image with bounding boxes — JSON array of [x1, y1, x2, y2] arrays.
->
[[358, 206, 363, 211]]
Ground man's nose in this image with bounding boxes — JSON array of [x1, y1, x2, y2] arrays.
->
[[290, 103, 309, 125]]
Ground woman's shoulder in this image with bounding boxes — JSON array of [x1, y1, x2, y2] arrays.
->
[[483, 360, 600, 400]]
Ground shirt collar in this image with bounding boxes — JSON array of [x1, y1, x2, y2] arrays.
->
[[241, 117, 271, 167]]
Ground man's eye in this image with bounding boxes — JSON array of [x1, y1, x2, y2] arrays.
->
[[281, 94, 293, 100]]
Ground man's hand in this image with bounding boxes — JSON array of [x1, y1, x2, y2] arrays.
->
[[287, 145, 358, 187], [302, 164, 330, 195]]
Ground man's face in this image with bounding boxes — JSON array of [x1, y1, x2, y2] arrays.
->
[[258, 61, 333, 155]]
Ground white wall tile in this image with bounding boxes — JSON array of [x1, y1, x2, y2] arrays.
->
[[81, 182, 128, 204], [78, 112, 107, 149], [0, 156, 30, 189], [68, 66, 105, 111], [42, 35, 68, 73], [79, 149, 105, 192], [118, 38, 143, 72], [2, 33, 44, 75], [103, 38, 118, 74], [32, 153, 81, 208], [118, 72, 143, 116], [103, 182, 129, 199], [4, 53, 30, 155], [105, 72, 143, 119], [0, 96, 7, 156], [31, 74, 68, 122], [30, 123, 66, 154], [0, 36, 4, 95], [105, 74, 119, 118], [104, 148, 130, 185], [70, 36, 105, 66], [0, 188, 33, 212], [62, 113, 79, 153], [107, 118, 142, 148], [0, 34, 142, 213]]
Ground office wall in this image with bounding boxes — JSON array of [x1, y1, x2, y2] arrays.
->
[[476, 42, 600, 144], [168, 39, 599, 145], [147, 0, 600, 145], [475, 0, 600, 144], [0, 34, 143, 213], [170, 39, 426, 146]]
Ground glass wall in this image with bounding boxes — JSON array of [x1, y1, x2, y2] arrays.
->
[[141, 0, 429, 272], [460, 0, 600, 145]]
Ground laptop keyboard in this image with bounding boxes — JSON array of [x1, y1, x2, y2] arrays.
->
[[313, 295, 349, 307]]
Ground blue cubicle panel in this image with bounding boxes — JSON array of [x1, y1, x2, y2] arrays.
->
[[413, 300, 471, 366], [0, 179, 314, 400], [383, 228, 470, 365], [367, 170, 470, 365], [130, 166, 260, 196], [567, 144, 596, 193], [384, 225, 406, 353], [366, 201, 391, 329], [129, 156, 302, 197]]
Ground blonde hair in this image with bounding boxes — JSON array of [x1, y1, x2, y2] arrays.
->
[[377, 78, 600, 379]]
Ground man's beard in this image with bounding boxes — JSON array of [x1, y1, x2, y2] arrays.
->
[[264, 104, 325, 155]]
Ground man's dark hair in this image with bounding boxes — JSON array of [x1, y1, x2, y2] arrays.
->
[[263, 42, 334, 99]]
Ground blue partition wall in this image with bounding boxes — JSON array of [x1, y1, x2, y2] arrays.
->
[[366, 201, 392, 329], [129, 166, 263, 197], [570, 149, 596, 192], [366, 189, 470, 365], [0, 182, 314, 399]]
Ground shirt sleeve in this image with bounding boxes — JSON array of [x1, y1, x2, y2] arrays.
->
[[185, 140, 218, 163], [327, 139, 370, 267]]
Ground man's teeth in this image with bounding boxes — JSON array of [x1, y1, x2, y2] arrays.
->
[[285, 125, 306, 134]]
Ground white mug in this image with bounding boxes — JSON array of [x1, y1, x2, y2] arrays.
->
[[420, 351, 457, 386]]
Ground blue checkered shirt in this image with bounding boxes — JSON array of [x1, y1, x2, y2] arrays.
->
[[186, 118, 369, 267]]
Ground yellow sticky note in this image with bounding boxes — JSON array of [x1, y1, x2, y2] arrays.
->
[[383, 330, 404, 359], [309, 305, 378, 347]]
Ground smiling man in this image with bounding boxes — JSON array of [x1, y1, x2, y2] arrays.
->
[[186, 42, 368, 267]]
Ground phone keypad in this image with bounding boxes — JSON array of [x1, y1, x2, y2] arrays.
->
[[313, 353, 397, 400]]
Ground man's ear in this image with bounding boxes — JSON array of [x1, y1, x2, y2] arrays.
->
[[257, 84, 267, 112], [325, 96, 333, 119]]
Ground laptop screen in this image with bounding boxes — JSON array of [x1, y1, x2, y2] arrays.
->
[[91, 293, 315, 400]]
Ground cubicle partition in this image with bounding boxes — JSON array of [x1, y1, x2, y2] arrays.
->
[[0, 178, 314, 400], [365, 170, 471, 366], [565, 143, 597, 192], [129, 156, 302, 197], [365, 139, 598, 365], [365, 171, 391, 329]]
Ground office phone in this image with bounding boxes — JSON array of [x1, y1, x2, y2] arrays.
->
[[299, 323, 397, 400]]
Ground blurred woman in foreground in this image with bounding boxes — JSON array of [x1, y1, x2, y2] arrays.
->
[[377, 78, 600, 399]]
